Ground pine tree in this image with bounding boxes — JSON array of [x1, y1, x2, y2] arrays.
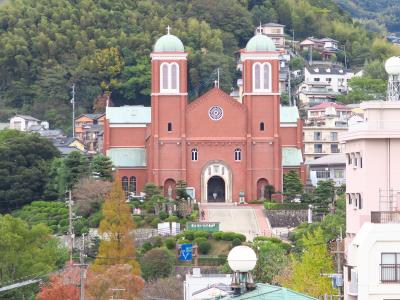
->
[[92, 179, 140, 274], [283, 170, 303, 201], [90, 155, 113, 180]]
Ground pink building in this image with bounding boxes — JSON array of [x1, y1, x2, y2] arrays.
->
[[342, 101, 400, 299], [103, 30, 305, 202]]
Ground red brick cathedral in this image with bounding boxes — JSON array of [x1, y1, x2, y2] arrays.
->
[[103, 30, 305, 203]]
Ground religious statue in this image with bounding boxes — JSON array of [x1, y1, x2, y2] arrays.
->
[[167, 184, 173, 200], [213, 192, 217, 200]]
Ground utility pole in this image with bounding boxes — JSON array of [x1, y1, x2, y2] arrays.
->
[[343, 45, 347, 70], [336, 228, 343, 299], [217, 68, 220, 88], [74, 233, 88, 300], [291, 29, 295, 54], [71, 84, 76, 138], [288, 66, 292, 106], [68, 190, 74, 264]]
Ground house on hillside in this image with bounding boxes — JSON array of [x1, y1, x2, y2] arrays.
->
[[74, 113, 105, 153], [306, 154, 346, 187], [299, 37, 339, 60], [258, 23, 285, 49], [9, 115, 48, 132]]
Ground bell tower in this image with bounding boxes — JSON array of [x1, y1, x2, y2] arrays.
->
[[241, 30, 282, 198], [149, 27, 188, 186]]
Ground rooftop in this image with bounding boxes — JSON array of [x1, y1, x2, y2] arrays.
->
[[12, 115, 40, 121], [308, 102, 349, 111], [282, 147, 303, 167], [106, 105, 151, 124], [221, 283, 317, 299], [280, 106, 300, 123], [261, 22, 285, 27], [306, 154, 346, 166]]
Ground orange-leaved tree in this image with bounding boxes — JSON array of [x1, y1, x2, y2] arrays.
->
[[92, 178, 140, 273]]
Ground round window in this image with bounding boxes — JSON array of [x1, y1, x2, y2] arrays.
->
[[208, 106, 223, 121]]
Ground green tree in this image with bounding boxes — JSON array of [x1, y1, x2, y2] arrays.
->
[[0, 133, 60, 211], [176, 180, 189, 200], [93, 179, 140, 273], [253, 239, 289, 283], [283, 171, 303, 201], [90, 155, 113, 180], [313, 179, 336, 213], [143, 183, 162, 201], [276, 227, 335, 298], [140, 248, 174, 281], [337, 76, 387, 104], [0, 215, 67, 299]]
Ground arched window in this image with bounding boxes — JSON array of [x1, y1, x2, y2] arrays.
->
[[129, 176, 137, 195], [121, 176, 129, 198], [160, 62, 179, 92], [167, 122, 172, 132], [191, 148, 198, 161], [161, 63, 169, 90], [234, 148, 242, 161], [171, 63, 178, 90], [253, 62, 271, 92], [263, 63, 270, 90], [254, 63, 261, 90], [260, 122, 265, 131]]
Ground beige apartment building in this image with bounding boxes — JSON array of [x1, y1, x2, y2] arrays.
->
[[303, 102, 351, 161]]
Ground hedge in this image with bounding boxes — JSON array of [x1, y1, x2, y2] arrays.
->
[[264, 201, 308, 210], [212, 231, 246, 242]]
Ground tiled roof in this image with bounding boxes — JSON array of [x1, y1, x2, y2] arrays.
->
[[282, 147, 303, 167], [13, 115, 40, 121], [221, 283, 317, 299], [106, 148, 147, 167], [280, 106, 300, 123], [309, 102, 348, 110], [106, 106, 151, 124]]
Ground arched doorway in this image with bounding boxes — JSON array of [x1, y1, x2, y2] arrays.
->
[[164, 178, 176, 200], [257, 178, 269, 200], [201, 160, 232, 203], [207, 176, 226, 202]]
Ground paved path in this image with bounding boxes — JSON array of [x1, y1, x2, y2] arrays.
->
[[199, 203, 272, 241]]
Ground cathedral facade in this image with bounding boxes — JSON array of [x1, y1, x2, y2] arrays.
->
[[103, 31, 305, 202]]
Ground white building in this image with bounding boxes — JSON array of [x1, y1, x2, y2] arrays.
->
[[306, 153, 346, 187], [304, 63, 354, 94], [9, 115, 48, 131]]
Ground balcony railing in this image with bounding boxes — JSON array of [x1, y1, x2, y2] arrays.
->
[[371, 211, 400, 224], [381, 264, 400, 283]]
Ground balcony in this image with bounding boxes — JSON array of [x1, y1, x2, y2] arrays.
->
[[381, 264, 400, 283], [371, 211, 400, 224]]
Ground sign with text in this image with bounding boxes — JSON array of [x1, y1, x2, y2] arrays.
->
[[187, 222, 220, 232], [179, 243, 193, 261]]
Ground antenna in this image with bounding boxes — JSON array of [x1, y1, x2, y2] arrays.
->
[[71, 84, 76, 138]]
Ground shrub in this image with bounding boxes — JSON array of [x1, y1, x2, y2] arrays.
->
[[212, 232, 223, 240], [88, 211, 103, 228], [194, 237, 207, 245], [232, 238, 242, 247], [140, 248, 174, 281], [142, 242, 153, 253], [183, 230, 195, 241], [158, 211, 168, 220], [165, 216, 179, 222], [74, 218, 89, 236], [164, 237, 176, 250], [193, 230, 209, 239], [264, 201, 308, 210], [198, 241, 211, 254], [220, 232, 246, 242], [177, 239, 191, 244], [151, 217, 161, 228]]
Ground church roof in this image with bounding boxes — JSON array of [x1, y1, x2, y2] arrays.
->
[[282, 147, 303, 167], [280, 106, 300, 123], [246, 33, 276, 52], [106, 148, 147, 167], [106, 106, 151, 124], [154, 33, 184, 52]]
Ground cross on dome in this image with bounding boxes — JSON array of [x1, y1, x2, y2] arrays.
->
[[166, 25, 171, 35], [257, 22, 262, 35]]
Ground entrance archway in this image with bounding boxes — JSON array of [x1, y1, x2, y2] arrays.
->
[[201, 160, 232, 203], [207, 176, 226, 202]]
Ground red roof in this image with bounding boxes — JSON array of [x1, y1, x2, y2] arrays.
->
[[309, 102, 349, 111]]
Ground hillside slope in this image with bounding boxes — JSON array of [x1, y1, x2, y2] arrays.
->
[[333, 0, 400, 33]]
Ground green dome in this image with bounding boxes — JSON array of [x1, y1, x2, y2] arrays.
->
[[153, 34, 184, 52], [246, 34, 276, 52]]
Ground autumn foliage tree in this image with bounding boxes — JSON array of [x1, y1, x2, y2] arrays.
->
[[85, 264, 144, 300], [92, 178, 139, 270]]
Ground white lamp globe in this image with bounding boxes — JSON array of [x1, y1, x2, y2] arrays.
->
[[385, 56, 400, 75], [227, 245, 257, 272]]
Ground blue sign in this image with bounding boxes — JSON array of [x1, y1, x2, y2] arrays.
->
[[179, 244, 193, 261]]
